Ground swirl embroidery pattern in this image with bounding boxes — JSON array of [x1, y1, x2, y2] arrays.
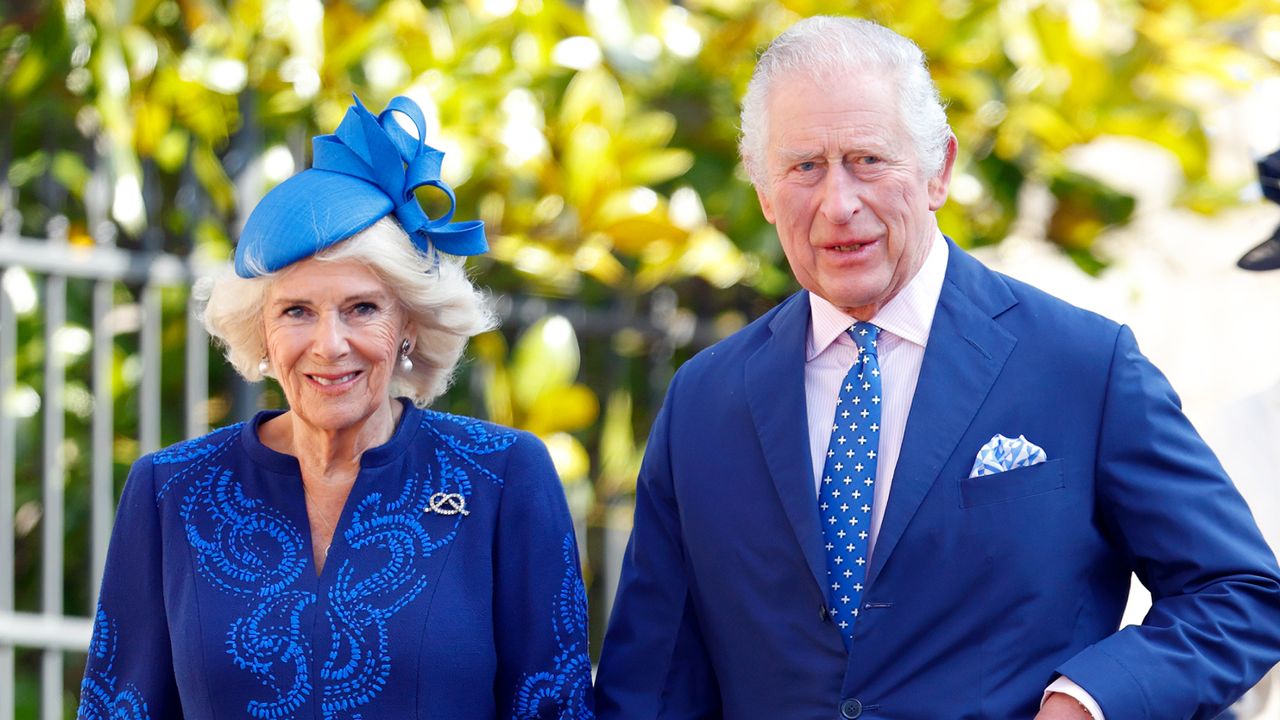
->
[[316, 447, 463, 716], [153, 424, 242, 499], [422, 410, 518, 485], [514, 534, 594, 719], [168, 411, 517, 718], [183, 466, 308, 598], [78, 608, 152, 720]]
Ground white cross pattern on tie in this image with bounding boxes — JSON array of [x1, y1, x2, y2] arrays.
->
[[820, 321, 881, 651]]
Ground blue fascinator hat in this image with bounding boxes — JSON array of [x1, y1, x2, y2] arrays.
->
[[234, 94, 487, 278]]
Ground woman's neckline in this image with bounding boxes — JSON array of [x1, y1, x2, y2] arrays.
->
[[240, 397, 422, 474]]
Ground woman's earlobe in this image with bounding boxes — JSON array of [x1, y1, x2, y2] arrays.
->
[[399, 339, 414, 372]]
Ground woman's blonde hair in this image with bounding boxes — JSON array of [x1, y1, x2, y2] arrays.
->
[[195, 217, 496, 407]]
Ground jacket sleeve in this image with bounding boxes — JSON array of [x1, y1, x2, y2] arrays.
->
[[493, 432, 595, 719], [1056, 325, 1280, 719], [77, 454, 183, 719], [595, 377, 723, 719]]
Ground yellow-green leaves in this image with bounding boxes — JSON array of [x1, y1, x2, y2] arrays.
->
[[510, 316, 582, 411], [5, 0, 1277, 550], [472, 316, 599, 502]]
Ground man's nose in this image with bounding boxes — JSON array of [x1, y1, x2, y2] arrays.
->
[[819, 168, 862, 224]]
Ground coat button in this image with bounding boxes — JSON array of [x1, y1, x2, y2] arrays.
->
[[819, 604, 830, 622], [839, 698, 862, 718]]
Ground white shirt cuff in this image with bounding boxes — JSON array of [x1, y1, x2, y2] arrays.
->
[[1043, 676, 1105, 719]]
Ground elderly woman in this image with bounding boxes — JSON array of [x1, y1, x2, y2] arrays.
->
[[77, 96, 593, 719]]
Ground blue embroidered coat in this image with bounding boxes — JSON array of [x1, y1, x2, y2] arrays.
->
[[78, 401, 594, 720]]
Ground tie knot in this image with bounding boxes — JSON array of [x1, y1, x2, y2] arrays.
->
[[848, 322, 880, 357]]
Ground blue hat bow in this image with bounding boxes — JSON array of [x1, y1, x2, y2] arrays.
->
[[312, 95, 486, 256], [234, 94, 487, 278]]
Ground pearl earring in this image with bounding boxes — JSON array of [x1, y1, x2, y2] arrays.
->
[[258, 357, 270, 375], [399, 340, 413, 372]]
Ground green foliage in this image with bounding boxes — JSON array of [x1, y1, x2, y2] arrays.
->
[[1, 0, 1278, 706]]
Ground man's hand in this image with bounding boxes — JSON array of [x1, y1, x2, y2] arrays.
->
[[1035, 692, 1094, 719]]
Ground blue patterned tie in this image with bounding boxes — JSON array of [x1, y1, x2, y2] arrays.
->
[[820, 322, 881, 650]]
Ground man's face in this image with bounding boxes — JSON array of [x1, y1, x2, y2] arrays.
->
[[755, 68, 955, 320]]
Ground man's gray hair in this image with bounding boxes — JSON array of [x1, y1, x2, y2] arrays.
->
[[196, 216, 495, 407], [739, 16, 951, 187]]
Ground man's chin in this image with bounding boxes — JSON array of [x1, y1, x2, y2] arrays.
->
[[816, 286, 891, 315]]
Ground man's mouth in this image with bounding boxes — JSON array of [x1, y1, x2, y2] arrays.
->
[[828, 240, 876, 253]]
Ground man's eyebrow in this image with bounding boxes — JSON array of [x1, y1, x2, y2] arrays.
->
[[777, 147, 822, 162], [775, 145, 887, 162]]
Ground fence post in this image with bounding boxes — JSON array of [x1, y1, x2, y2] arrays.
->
[[0, 206, 21, 720], [40, 215, 68, 720], [87, 161, 116, 608]]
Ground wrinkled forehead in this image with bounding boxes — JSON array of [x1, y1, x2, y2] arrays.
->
[[266, 256, 393, 301], [772, 58, 899, 99], [765, 71, 902, 132]]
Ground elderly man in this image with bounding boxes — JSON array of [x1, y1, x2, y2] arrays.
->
[[594, 15, 1280, 720]]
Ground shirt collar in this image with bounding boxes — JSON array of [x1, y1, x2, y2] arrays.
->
[[806, 229, 949, 360]]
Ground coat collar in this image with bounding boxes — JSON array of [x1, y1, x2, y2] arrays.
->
[[743, 240, 1021, 593], [866, 239, 1018, 584], [746, 290, 830, 592]]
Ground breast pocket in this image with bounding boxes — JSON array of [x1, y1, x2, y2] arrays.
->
[[958, 458, 1065, 508]]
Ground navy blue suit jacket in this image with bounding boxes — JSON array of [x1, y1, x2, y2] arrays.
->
[[596, 242, 1280, 719]]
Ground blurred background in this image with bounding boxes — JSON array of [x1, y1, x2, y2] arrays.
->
[[2, 0, 1279, 717]]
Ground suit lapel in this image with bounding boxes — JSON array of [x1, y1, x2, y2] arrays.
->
[[867, 245, 1018, 585], [745, 291, 829, 593]]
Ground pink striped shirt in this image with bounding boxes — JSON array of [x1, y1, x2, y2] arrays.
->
[[801, 230, 1103, 718], [804, 230, 947, 562]]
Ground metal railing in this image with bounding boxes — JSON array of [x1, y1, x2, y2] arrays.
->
[[0, 112, 720, 719], [0, 209, 715, 720], [0, 205, 214, 720]]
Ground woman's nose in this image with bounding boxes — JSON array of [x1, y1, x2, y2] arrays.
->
[[310, 312, 350, 358]]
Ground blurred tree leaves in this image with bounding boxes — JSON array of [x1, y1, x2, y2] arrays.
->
[[2, 0, 1278, 623], [13, 0, 1271, 285], [471, 317, 600, 520], [2, 2, 1277, 704]]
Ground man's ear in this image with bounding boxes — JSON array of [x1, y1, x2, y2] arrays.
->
[[755, 181, 776, 224], [927, 134, 959, 211]]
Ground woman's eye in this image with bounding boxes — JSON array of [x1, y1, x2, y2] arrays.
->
[[351, 302, 379, 316], [857, 155, 881, 165], [797, 161, 817, 172], [282, 306, 306, 319]]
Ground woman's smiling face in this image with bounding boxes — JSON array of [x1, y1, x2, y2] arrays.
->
[[262, 257, 412, 434]]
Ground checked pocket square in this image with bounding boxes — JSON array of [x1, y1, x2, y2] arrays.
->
[[969, 434, 1047, 478]]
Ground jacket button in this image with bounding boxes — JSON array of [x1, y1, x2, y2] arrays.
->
[[839, 698, 862, 718], [819, 604, 830, 622]]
